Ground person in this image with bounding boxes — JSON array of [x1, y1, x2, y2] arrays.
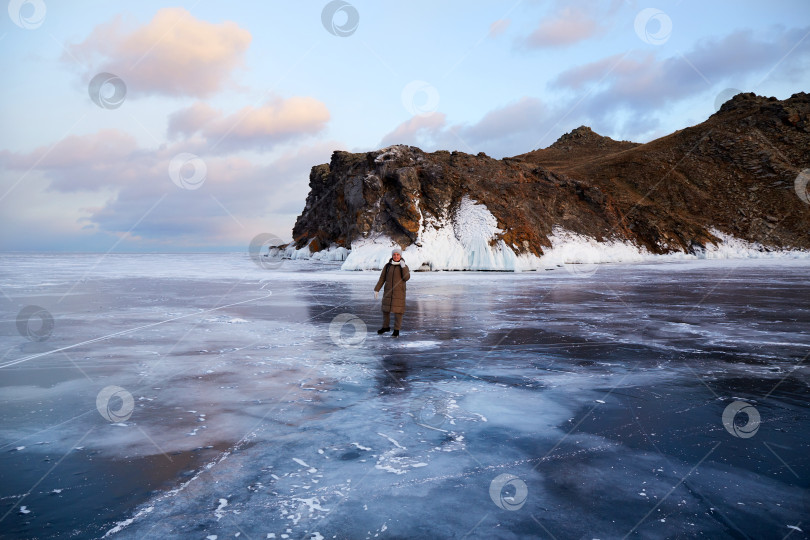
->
[[374, 246, 410, 337]]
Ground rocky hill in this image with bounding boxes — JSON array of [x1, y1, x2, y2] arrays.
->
[[285, 92, 810, 269], [517, 126, 640, 173]]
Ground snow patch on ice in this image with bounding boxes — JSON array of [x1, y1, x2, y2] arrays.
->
[[214, 498, 228, 520], [375, 451, 429, 475], [377, 432, 405, 449], [291, 457, 317, 473], [399, 340, 441, 349], [102, 505, 154, 537], [351, 442, 371, 451], [292, 497, 329, 513], [204, 315, 251, 324]]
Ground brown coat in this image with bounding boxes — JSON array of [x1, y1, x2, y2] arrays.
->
[[374, 259, 410, 313]]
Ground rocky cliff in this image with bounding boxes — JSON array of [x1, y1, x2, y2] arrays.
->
[[285, 92, 810, 269]]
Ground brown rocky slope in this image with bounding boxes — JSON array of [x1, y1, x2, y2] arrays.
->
[[289, 92, 810, 261]]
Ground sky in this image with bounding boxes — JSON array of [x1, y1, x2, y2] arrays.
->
[[0, 0, 808, 252]]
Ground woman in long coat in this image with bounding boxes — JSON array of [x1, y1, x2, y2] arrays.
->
[[374, 246, 410, 337]]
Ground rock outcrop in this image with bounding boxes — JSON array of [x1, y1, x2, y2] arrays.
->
[[287, 92, 810, 268]]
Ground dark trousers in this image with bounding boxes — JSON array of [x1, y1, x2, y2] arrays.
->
[[382, 311, 403, 330]]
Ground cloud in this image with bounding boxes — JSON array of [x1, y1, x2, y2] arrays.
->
[[552, 26, 810, 120], [0, 129, 140, 192], [81, 141, 342, 247], [552, 52, 631, 90], [0, 130, 343, 248], [167, 103, 220, 139], [379, 97, 549, 158], [379, 113, 448, 149], [379, 25, 810, 155], [522, 6, 603, 48], [167, 97, 330, 152], [462, 97, 548, 147], [489, 19, 511, 38], [66, 7, 251, 98]]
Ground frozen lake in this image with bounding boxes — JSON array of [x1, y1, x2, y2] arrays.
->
[[1, 254, 808, 539]]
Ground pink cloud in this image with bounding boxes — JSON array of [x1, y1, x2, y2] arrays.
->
[[551, 26, 810, 117], [524, 7, 602, 48], [67, 7, 251, 98], [0, 128, 345, 248], [378, 97, 549, 157], [167, 97, 331, 151], [78, 140, 344, 247], [204, 97, 330, 149], [0, 129, 141, 191], [489, 19, 511, 38], [167, 102, 219, 139], [552, 52, 651, 90], [379, 113, 448, 148]]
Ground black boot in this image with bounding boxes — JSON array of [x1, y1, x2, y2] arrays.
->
[[377, 327, 391, 334], [392, 329, 399, 337]]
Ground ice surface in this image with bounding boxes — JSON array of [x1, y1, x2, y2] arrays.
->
[[0, 254, 808, 539]]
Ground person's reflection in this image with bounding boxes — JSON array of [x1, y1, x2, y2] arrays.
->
[[375, 353, 411, 395]]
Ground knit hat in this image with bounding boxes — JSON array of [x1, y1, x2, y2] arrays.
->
[[392, 246, 402, 256]]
